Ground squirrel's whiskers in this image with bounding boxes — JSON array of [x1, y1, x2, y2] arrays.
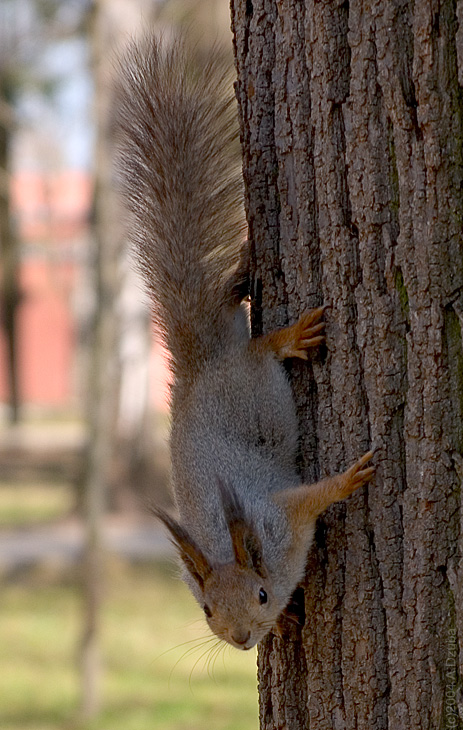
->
[[166, 635, 219, 688], [188, 639, 226, 688]]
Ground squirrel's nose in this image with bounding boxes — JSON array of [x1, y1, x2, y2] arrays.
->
[[231, 629, 251, 647]]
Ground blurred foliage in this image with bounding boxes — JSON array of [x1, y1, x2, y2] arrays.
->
[[0, 560, 258, 730], [0, 0, 88, 100]]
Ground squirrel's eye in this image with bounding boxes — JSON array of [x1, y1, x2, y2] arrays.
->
[[259, 588, 268, 605], [203, 604, 212, 618]]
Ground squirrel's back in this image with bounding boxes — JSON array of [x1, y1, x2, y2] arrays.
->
[[115, 36, 245, 380]]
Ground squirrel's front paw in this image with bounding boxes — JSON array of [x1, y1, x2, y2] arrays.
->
[[339, 451, 375, 499]]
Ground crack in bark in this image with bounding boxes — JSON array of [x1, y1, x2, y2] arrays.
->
[[364, 488, 392, 728]]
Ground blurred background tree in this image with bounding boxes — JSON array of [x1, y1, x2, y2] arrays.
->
[[0, 62, 19, 424]]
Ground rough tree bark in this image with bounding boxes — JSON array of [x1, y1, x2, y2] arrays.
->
[[231, 1, 463, 728]]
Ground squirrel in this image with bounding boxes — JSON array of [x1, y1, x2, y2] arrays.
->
[[115, 35, 374, 651]]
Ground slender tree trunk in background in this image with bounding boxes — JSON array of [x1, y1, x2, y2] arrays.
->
[[232, 2, 463, 728], [0, 107, 20, 423], [80, 0, 160, 716], [80, 1, 124, 717], [76, 0, 161, 513]]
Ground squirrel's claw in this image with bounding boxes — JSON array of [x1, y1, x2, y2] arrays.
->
[[340, 451, 375, 498], [285, 310, 326, 359], [251, 306, 326, 361], [299, 306, 326, 325]]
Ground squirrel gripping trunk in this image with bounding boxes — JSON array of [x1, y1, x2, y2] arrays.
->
[[115, 34, 375, 652]]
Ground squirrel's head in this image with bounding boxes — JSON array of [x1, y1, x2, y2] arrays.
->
[[154, 483, 282, 650]]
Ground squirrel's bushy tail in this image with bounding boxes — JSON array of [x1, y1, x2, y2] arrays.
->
[[115, 35, 245, 379]]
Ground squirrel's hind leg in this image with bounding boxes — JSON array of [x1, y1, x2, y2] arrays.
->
[[249, 307, 325, 361]]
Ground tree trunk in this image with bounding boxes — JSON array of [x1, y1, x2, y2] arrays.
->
[[80, 1, 124, 717], [79, 0, 160, 716], [231, 1, 463, 728], [0, 102, 20, 423]]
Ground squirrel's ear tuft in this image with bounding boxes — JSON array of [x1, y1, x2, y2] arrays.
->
[[152, 507, 212, 588], [217, 478, 266, 578]]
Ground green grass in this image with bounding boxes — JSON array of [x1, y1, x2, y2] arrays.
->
[[0, 560, 259, 730], [0, 482, 74, 526]]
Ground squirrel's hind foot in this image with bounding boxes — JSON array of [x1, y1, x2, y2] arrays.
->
[[286, 308, 326, 360], [250, 306, 325, 361]]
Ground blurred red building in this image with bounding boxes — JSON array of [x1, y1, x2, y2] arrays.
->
[[0, 171, 90, 411], [0, 171, 170, 415]]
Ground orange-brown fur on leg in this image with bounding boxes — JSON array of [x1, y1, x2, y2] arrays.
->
[[275, 451, 375, 541], [250, 307, 325, 361]]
